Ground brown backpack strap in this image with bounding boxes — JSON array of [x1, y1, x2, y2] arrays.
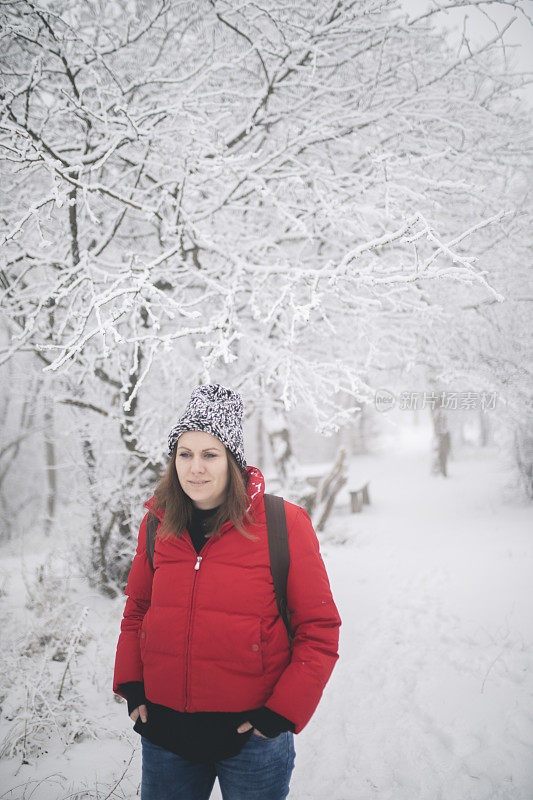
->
[[146, 512, 159, 571], [263, 493, 292, 645]]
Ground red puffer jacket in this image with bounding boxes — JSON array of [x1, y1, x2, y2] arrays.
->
[[113, 466, 341, 734]]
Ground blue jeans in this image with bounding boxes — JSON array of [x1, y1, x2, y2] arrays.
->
[[141, 731, 295, 800]]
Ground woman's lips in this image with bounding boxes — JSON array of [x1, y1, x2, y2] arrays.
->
[[189, 480, 208, 485]]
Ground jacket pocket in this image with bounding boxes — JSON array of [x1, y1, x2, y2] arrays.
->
[[197, 613, 264, 675]]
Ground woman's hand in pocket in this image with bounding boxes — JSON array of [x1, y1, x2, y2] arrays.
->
[[130, 704, 148, 723], [237, 721, 267, 737]]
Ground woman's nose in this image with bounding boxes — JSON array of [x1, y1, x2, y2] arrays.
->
[[190, 456, 205, 473]]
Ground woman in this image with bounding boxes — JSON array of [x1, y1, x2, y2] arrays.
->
[[113, 384, 341, 800]]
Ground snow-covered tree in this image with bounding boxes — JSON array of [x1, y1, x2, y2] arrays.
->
[[1, 0, 531, 590]]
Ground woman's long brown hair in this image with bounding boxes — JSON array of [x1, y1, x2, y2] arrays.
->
[[154, 444, 257, 541]]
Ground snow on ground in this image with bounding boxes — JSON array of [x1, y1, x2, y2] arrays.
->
[[0, 420, 532, 799], [297, 423, 533, 800]]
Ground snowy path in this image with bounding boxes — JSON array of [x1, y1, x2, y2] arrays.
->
[[287, 429, 533, 800], [1, 426, 532, 799]]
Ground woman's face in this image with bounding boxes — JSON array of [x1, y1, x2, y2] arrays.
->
[[175, 430, 229, 510]]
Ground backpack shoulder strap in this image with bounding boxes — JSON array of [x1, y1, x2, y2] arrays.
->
[[145, 512, 159, 571], [263, 493, 292, 645]]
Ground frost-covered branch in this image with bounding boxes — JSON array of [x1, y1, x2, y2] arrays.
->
[[0, 0, 530, 564]]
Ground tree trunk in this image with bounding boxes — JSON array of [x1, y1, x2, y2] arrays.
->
[[82, 434, 116, 597], [514, 425, 533, 499], [431, 406, 451, 477], [264, 407, 299, 485], [312, 448, 348, 532], [43, 398, 56, 537], [478, 409, 491, 447], [256, 410, 265, 472]]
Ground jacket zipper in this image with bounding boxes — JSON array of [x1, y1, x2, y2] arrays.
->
[[184, 535, 218, 711]]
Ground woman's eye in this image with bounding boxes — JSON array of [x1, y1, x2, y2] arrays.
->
[[177, 452, 217, 458]]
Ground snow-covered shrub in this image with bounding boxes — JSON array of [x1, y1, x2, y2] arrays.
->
[[0, 557, 98, 763]]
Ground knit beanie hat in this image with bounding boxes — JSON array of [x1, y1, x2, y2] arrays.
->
[[167, 384, 246, 470]]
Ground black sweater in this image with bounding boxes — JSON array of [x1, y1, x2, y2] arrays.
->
[[119, 504, 295, 763]]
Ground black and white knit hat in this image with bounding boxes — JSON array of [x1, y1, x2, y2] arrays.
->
[[167, 384, 246, 470]]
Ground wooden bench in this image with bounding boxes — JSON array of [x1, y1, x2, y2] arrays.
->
[[349, 482, 370, 513]]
